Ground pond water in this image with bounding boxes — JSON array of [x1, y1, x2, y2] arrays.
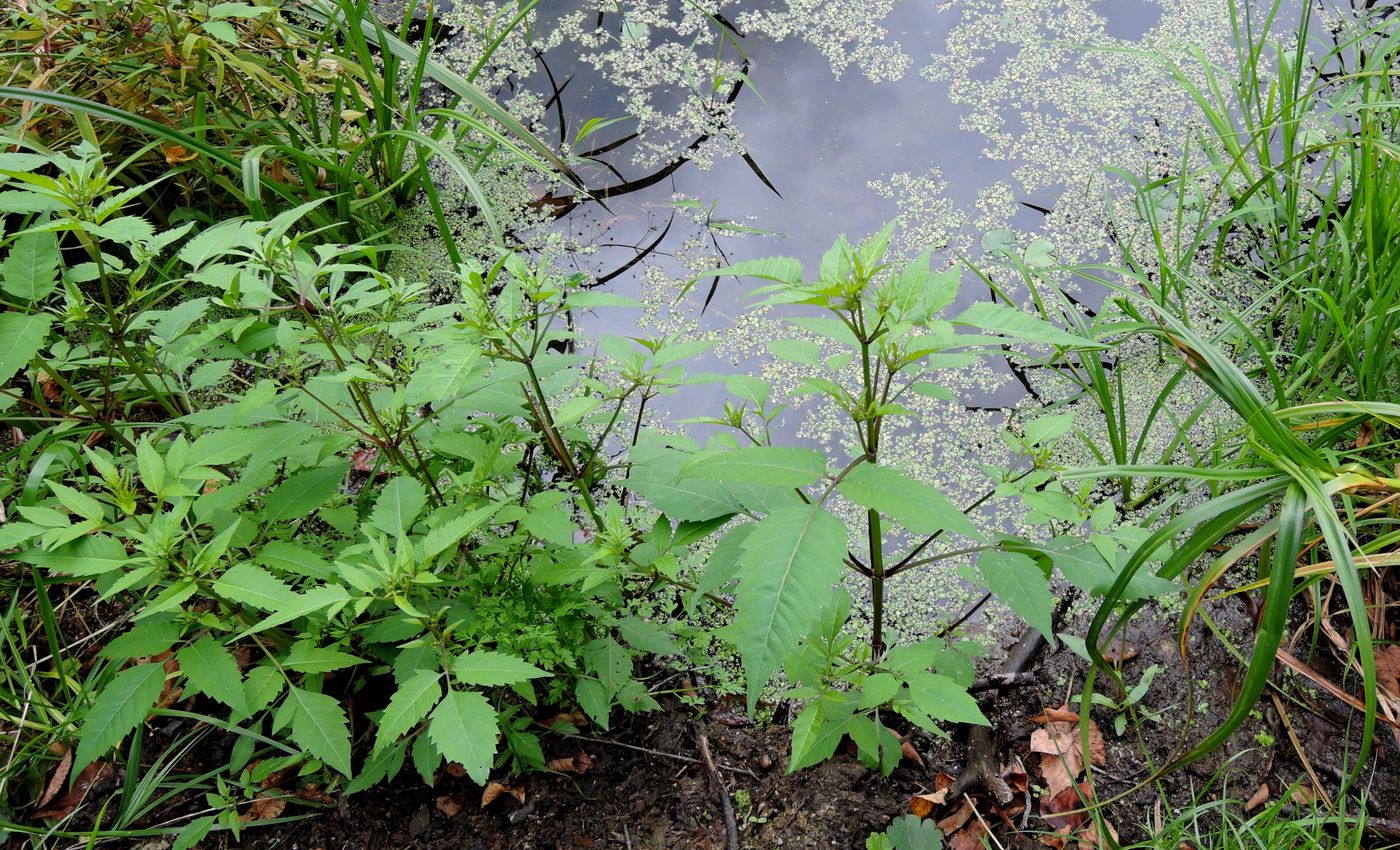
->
[[505, 0, 1232, 420], [407, 0, 1258, 643]]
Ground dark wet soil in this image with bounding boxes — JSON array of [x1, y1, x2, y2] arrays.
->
[[218, 595, 1400, 850]]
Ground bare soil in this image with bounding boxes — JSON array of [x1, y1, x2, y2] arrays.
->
[[221, 600, 1400, 850]]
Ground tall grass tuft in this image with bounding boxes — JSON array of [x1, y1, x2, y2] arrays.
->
[[1018, 0, 1400, 796]]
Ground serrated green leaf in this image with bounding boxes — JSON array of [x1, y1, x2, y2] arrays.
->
[[902, 670, 988, 726], [75, 662, 166, 773], [627, 473, 744, 522], [213, 562, 299, 611], [858, 672, 904, 709], [420, 503, 500, 561], [261, 464, 347, 523], [616, 617, 679, 655], [767, 338, 822, 366], [0, 313, 51, 385], [452, 650, 550, 687], [695, 523, 754, 595], [885, 814, 943, 850], [287, 686, 352, 775], [710, 256, 804, 286], [406, 345, 483, 406], [369, 476, 427, 536], [16, 534, 129, 577], [375, 669, 442, 750], [2, 229, 60, 301], [428, 689, 498, 784], [100, 618, 182, 661], [583, 637, 631, 692], [684, 446, 826, 489], [283, 641, 366, 673], [178, 636, 249, 714], [1041, 537, 1174, 600], [575, 679, 610, 729], [976, 550, 1054, 641], [788, 696, 854, 772], [838, 464, 982, 540], [954, 302, 1099, 348], [734, 505, 847, 710]]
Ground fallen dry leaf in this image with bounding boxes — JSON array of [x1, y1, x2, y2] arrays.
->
[[350, 446, 381, 474], [33, 761, 113, 820], [37, 373, 62, 404], [1077, 818, 1119, 850], [294, 784, 335, 805], [937, 800, 974, 834], [1244, 783, 1270, 812], [435, 793, 463, 817], [1290, 784, 1318, 806], [444, 762, 467, 779], [708, 705, 751, 727], [1031, 708, 1105, 797], [35, 746, 73, 810], [911, 793, 937, 819], [1102, 642, 1139, 664], [1377, 646, 1400, 698], [1032, 706, 1080, 724], [254, 760, 304, 789], [1004, 759, 1029, 794], [156, 654, 183, 709], [1042, 782, 1093, 834], [241, 793, 287, 822], [162, 144, 199, 165], [950, 819, 988, 850], [901, 739, 925, 768], [480, 781, 526, 808], [544, 712, 588, 731], [1356, 420, 1374, 449], [546, 751, 594, 775]]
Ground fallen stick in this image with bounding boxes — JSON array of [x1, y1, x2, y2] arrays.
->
[[695, 725, 740, 850], [556, 731, 758, 777], [946, 601, 1069, 804]]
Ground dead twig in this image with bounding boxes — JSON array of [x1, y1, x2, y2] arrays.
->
[[556, 732, 757, 777], [695, 725, 740, 850]]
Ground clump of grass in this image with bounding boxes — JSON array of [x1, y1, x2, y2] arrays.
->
[[1120, 787, 1371, 850], [0, 0, 570, 244], [1003, 0, 1399, 799]]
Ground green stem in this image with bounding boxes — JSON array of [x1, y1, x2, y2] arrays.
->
[[869, 508, 886, 659]]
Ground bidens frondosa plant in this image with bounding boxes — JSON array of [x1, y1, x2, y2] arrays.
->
[[0, 141, 721, 839], [637, 224, 1101, 772]]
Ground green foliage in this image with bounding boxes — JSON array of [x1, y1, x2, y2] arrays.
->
[[0, 0, 569, 243], [647, 224, 1098, 774], [0, 140, 704, 828], [867, 814, 943, 850], [995, 0, 1400, 797]]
